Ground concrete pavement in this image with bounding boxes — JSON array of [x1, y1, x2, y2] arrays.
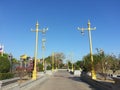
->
[[30, 70, 96, 90]]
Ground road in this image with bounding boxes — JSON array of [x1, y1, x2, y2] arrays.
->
[[30, 70, 96, 90]]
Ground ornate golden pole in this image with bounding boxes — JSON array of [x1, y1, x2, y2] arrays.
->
[[42, 38, 45, 71], [31, 21, 39, 80], [71, 53, 74, 72], [31, 21, 48, 79], [52, 52, 54, 72], [41, 28, 48, 71], [69, 53, 74, 72], [55, 53, 58, 70], [77, 20, 96, 80]]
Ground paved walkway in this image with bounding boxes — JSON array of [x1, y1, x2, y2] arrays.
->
[[30, 70, 96, 90]]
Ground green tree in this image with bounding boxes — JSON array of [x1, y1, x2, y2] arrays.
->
[[82, 54, 92, 72], [74, 60, 83, 70], [68, 61, 72, 69], [110, 54, 119, 74], [37, 63, 43, 71], [0, 54, 10, 73], [45, 56, 51, 64], [55, 52, 65, 68], [82, 53, 101, 72]]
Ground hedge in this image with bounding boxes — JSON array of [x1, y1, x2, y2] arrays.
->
[[0, 73, 14, 80]]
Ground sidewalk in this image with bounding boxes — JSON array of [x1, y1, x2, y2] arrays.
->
[[0, 73, 48, 90]]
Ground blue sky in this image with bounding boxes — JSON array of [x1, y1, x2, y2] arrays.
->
[[0, 0, 120, 62]]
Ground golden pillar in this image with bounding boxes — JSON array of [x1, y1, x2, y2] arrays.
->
[[52, 52, 54, 72], [31, 21, 39, 80], [88, 20, 96, 80], [77, 20, 96, 80], [71, 63, 74, 72], [42, 38, 46, 71], [67, 60, 69, 70], [55, 54, 58, 70], [41, 28, 48, 71]]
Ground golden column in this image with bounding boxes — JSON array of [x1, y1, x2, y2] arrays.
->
[[67, 60, 69, 71], [42, 38, 46, 71], [71, 53, 74, 72], [41, 28, 48, 71], [31, 21, 40, 80], [69, 53, 74, 72], [55, 53, 58, 70], [52, 52, 54, 72], [71, 62, 74, 72], [31, 21, 48, 79], [77, 20, 96, 80]]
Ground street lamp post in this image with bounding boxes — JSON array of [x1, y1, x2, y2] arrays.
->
[[42, 38, 46, 71], [67, 60, 69, 71], [52, 52, 54, 72], [41, 28, 48, 71], [71, 56, 74, 72], [69, 53, 74, 72], [77, 20, 96, 80], [31, 21, 39, 80], [55, 53, 58, 70], [31, 21, 48, 80]]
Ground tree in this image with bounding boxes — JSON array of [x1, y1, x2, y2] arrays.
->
[[54, 52, 65, 68], [82, 53, 103, 72], [45, 56, 51, 64], [44, 52, 65, 69], [0, 54, 10, 73], [68, 61, 72, 69], [74, 60, 84, 70], [37, 63, 43, 71], [110, 54, 119, 74], [82, 54, 92, 72]]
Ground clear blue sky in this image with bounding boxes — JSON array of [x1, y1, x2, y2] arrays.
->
[[0, 0, 120, 62]]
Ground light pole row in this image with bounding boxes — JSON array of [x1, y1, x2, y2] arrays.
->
[[31, 20, 96, 80]]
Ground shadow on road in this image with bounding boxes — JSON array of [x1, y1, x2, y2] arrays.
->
[[68, 74, 113, 90], [68, 76, 98, 90]]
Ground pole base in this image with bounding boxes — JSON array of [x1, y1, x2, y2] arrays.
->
[[52, 69, 54, 72], [91, 70, 96, 80], [32, 70, 37, 80]]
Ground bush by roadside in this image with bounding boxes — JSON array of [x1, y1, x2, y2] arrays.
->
[[0, 73, 14, 80], [0, 55, 10, 73]]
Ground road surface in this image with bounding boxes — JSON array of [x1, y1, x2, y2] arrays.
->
[[30, 70, 96, 90]]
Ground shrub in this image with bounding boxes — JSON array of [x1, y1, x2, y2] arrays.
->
[[47, 65, 52, 70], [0, 73, 14, 80], [74, 65, 80, 70], [37, 63, 43, 71], [0, 56, 10, 73]]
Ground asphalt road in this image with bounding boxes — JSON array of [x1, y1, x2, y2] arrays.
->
[[30, 70, 96, 90]]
